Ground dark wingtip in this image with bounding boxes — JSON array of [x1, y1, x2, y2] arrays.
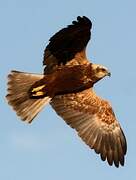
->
[[76, 16, 92, 29], [120, 128, 127, 155], [98, 130, 126, 168]]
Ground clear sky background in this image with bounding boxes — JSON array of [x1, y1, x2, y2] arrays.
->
[[1, 0, 136, 179]]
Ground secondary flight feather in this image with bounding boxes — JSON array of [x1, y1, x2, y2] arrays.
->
[[6, 16, 127, 168]]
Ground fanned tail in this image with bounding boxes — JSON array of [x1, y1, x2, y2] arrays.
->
[[6, 70, 52, 123]]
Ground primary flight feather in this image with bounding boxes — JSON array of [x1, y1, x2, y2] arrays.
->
[[6, 16, 127, 167]]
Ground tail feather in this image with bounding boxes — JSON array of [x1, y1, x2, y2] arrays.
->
[[6, 70, 52, 123]]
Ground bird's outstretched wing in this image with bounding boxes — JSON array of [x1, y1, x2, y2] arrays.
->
[[51, 89, 127, 167], [43, 16, 92, 73]]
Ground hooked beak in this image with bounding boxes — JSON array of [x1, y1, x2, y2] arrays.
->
[[107, 71, 111, 77]]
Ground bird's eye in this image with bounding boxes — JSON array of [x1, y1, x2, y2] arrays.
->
[[101, 68, 106, 72]]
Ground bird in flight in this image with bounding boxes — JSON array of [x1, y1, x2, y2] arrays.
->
[[6, 16, 127, 168]]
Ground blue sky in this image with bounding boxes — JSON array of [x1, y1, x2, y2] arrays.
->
[[1, 0, 136, 179]]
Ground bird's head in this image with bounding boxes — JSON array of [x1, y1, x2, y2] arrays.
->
[[90, 63, 111, 83]]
